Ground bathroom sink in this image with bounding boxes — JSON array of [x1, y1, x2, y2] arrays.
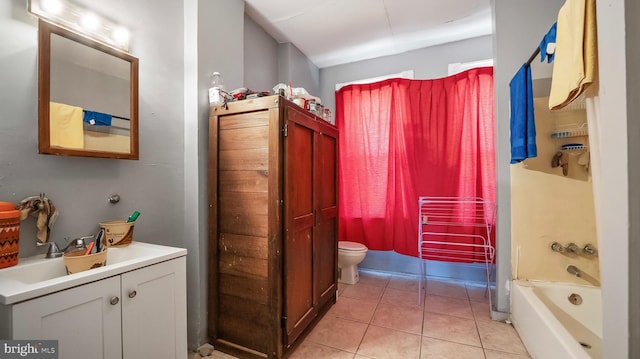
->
[[0, 242, 186, 305], [0, 258, 68, 285]]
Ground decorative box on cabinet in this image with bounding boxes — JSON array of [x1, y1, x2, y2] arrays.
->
[[208, 95, 338, 359], [0, 257, 187, 359]]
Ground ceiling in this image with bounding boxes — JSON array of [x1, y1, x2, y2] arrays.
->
[[244, 0, 493, 69]]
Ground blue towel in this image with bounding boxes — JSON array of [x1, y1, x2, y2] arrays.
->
[[83, 110, 112, 126], [540, 23, 557, 63], [510, 64, 537, 164]]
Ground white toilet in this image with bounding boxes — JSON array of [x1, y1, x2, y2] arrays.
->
[[337, 241, 368, 284]]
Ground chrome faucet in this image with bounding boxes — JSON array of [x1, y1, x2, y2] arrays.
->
[[566, 265, 581, 277], [38, 236, 92, 258], [38, 241, 61, 258]]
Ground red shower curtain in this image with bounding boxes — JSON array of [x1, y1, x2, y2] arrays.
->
[[336, 67, 495, 257]]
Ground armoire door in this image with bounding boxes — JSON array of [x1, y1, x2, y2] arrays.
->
[[314, 130, 338, 309], [283, 111, 316, 347]]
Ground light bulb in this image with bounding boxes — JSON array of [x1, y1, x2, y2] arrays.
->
[[41, 0, 63, 15], [112, 26, 130, 46], [80, 12, 100, 31]]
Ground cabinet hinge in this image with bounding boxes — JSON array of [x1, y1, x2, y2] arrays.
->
[[282, 124, 288, 137], [281, 316, 287, 328]]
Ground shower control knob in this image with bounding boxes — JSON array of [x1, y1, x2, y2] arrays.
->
[[108, 193, 120, 204], [583, 244, 597, 255], [566, 243, 579, 254], [550, 242, 564, 252]]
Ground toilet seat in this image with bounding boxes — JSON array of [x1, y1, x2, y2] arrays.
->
[[338, 241, 367, 251]]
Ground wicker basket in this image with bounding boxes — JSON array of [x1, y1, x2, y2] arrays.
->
[[0, 202, 20, 269]]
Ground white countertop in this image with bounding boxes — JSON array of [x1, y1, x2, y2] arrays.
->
[[0, 242, 187, 305]]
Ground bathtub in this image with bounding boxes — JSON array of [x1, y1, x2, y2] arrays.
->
[[511, 280, 602, 359]]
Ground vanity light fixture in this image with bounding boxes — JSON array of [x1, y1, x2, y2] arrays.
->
[[28, 0, 130, 52], [79, 11, 100, 32], [112, 26, 130, 47], [40, 0, 62, 15]]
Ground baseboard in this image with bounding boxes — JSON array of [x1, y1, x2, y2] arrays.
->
[[360, 250, 494, 285]]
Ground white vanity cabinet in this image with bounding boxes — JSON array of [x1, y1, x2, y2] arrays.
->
[[10, 275, 122, 358], [121, 257, 187, 358], [1, 257, 187, 359]]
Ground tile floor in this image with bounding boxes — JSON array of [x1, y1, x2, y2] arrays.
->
[[289, 269, 530, 359], [200, 269, 530, 359]]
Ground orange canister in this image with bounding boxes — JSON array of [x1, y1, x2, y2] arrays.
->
[[0, 201, 20, 269]]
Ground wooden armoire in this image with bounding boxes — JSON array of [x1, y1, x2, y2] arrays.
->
[[207, 95, 338, 359]]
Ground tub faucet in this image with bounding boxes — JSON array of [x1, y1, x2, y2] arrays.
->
[[566, 265, 581, 277]]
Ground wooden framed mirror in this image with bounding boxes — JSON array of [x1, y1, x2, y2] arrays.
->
[[38, 19, 139, 160]]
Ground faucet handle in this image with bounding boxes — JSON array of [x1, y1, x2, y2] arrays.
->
[[36, 241, 62, 258], [79, 235, 94, 243], [583, 244, 597, 256], [61, 236, 92, 253], [550, 242, 564, 252], [566, 243, 580, 254]]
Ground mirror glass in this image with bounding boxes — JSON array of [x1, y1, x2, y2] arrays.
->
[[38, 20, 139, 159]]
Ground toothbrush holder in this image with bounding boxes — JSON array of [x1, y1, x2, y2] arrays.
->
[[63, 248, 108, 275], [99, 220, 135, 247]]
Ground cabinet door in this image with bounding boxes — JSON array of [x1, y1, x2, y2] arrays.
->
[[121, 257, 187, 359], [12, 276, 122, 359], [283, 114, 316, 346], [314, 131, 338, 308]]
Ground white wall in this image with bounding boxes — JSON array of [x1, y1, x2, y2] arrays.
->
[[51, 60, 129, 118], [596, 1, 630, 357], [183, 0, 201, 350], [626, 0, 640, 355], [495, 0, 638, 356], [7, 0, 637, 354], [0, 0, 248, 350], [243, 13, 320, 100], [510, 97, 598, 284], [492, 0, 565, 315], [278, 42, 321, 98], [186, 0, 245, 350], [320, 35, 493, 114], [0, 0, 186, 256], [0, 0, 193, 344], [244, 14, 278, 92]]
